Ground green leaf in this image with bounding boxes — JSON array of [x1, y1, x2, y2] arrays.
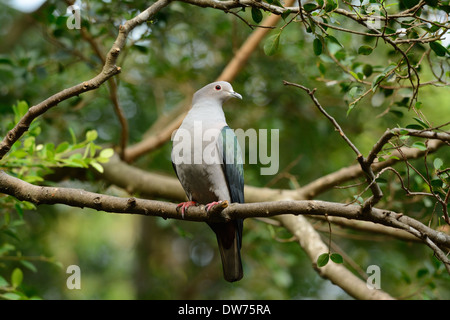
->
[[371, 64, 397, 91], [324, 0, 337, 12], [251, 7, 263, 23], [313, 38, 323, 56], [281, 9, 292, 21], [353, 195, 364, 205], [23, 136, 35, 152], [11, 268, 23, 288], [264, 32, 281, 56], [405, 124, 424, 130], [438, 4, 450, 14], [69, 127, 77, 145], [424, 0, 438, 6], [412, 141, 427, 151], [85, 130, 98, 142], [415, 101, 423, 110], [65, 153, 88, 168], [318, 63, 326, 76], [382, 63, 398, 75], [390, 110, 404, 118], [14, 203, 24, 219], [358, 45, 373, 55], [363, 64, 373, 77], [317, 253, 330, 267], [326, 35, 343, 48], [55, 142, 70, 154], [430, 178, 443, 188], [429, 41, 448, 57], [416, 268, 429, 278], [2, 293, 22, 300], [0, 275, 9, 287], [0, 58, 13, 65], [330, 253, 344, 264], [43, 143, 55, 160], [348, 86, 362, 98], [402, 0, 420, 9], [349, 71, 360, 80], [133, 44, 148, 54], [20, 260, 38, 273], [13, 101, 29, 123], [90, 161, 104, 173], [372, 74, 385, 91], [272, 0, 284, 7], [413, 117, 429, 129], [304, 3, 318, 11], [433, 158, 443, 170], [89, 142, 99, 158], [99, 148, 114, 159]]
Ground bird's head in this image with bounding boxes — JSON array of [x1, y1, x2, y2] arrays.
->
[[193, 81, 242, 105]]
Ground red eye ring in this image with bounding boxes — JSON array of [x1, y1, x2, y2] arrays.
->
[[215, 85, 222, 91]]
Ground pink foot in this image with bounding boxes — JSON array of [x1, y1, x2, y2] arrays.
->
[[205, 201, 223, 212], [176, 201, 197, 219]]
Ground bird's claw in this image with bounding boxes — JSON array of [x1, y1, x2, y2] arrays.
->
[[205, 201, 224, 212], [176, 201, 197, 219]]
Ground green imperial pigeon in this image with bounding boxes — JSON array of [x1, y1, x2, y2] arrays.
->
[[171, 81, 244, 282]]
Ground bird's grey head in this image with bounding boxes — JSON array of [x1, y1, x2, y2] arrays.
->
[[192, 81, 242, 106]]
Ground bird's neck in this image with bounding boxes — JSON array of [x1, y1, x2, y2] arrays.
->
[[188, 100, 227, 124]]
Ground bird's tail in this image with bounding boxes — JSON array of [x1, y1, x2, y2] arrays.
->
[[209, 220, 243, 282]]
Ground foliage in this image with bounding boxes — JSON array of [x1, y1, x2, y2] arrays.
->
[[0, 100, 113, 299]]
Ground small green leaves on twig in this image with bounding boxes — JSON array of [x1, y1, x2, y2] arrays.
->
[[251, 7, 263, 24], [264, 31, 282, 56], [317, 252, 344, 267]]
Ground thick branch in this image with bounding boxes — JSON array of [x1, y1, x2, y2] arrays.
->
[[1, 170, 448, 252]]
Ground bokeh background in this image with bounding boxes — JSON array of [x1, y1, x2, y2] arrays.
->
[[0, 0, 449, 299]]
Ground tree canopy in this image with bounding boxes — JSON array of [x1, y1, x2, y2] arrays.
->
[[0, 0, 449, 300]]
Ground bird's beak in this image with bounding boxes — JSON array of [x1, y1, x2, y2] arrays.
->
[[229, 90, 242, 100]]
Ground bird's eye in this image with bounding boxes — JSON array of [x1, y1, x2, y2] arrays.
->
[[215, 85, 222, 91]]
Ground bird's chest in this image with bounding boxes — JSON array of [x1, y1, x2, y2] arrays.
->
[[175, 163, 230, 204]]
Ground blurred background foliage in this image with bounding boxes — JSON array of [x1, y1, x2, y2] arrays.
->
[[0, 0, 449, 299]]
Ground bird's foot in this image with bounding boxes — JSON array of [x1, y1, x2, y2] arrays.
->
[[205, 200, 225, 212], [176, 201, 197, 219]]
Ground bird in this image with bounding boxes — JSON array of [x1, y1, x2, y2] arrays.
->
[[171, 81, 244, 282]]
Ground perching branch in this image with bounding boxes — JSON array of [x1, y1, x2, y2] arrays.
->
[[1, 170, 447, 246], [1, 169, 448, 274]]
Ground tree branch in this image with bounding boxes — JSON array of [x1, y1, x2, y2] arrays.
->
[[1, 170, 448, 253], [79, 26, 129, 159]]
